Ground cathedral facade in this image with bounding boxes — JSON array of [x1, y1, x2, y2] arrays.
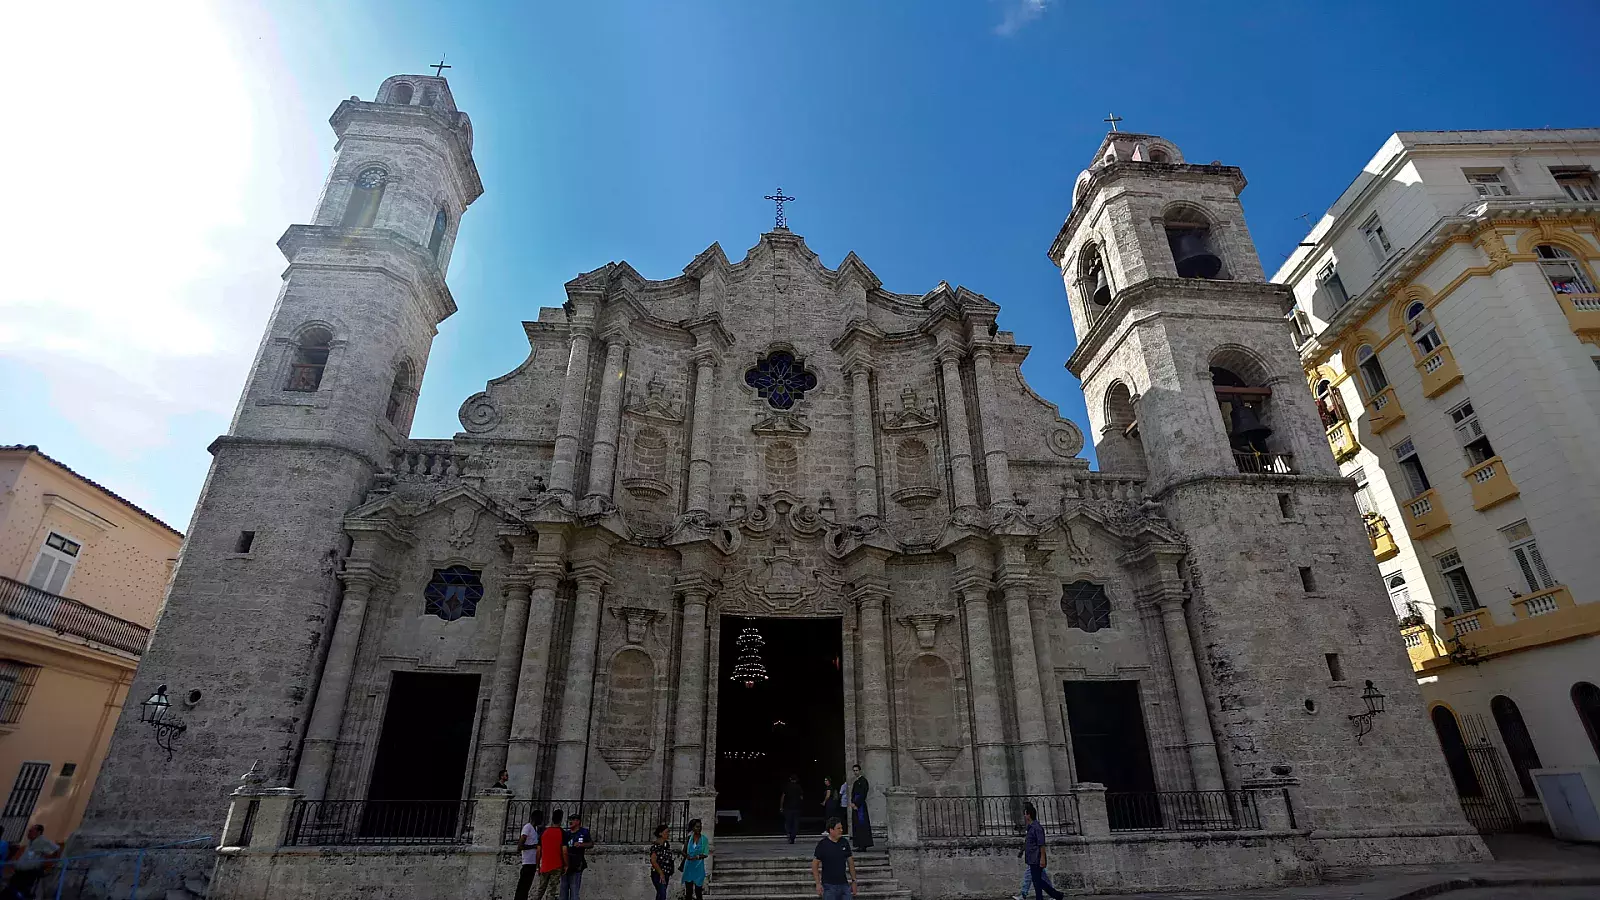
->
[[78, 74, 1485, 898]]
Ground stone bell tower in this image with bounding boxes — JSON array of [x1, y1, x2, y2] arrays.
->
[[1054, 132, 1482, 863], [78, 73, 482, 843]]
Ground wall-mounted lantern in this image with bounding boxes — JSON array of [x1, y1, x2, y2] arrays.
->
[[1349, 680, 1387, 743], [139, 684, 188, 759]]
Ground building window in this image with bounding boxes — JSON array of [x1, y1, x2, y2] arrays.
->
[[423, 566, 484, 622], [1552, 167, 1599, 202], [1435, 549, 1480, 614], [1465, 170, 1513, 197], [235, 531, 256, 554], [341, 166, 387, 228], [0, 662, 41, 725], [428, 208, 449, 258], [1394, 438, 1432, 497], [1448, 400, 1495, 466], [385, 361, 414, 425], [0, 762, 50, 826], [1277, 493, 1294, 519], [389, 82, 414, 105], [1352, 469, 1376, 516], [1288, 308, 1314, 347], [1500, 520, 1555, 594], [285, 327, 333, 392], [1325, 653, 1345, 682], [1574, 682, 1600, 760], [1361, 213, 1394, 262], [1490, 695, 1543, 797], [1356, 344, 1389, 395], [1316, 262, 1349, 313], [1298, 566, 1318, 593], [1164, 207, 1226, 279], [1536, 244, 1597, 295], [744, 351, 818, 410], [26, 532, 80, 595], [1406, 302, 1444, 354], [1386, 572, 1414, 618], [1060, 581, 1111, 633]]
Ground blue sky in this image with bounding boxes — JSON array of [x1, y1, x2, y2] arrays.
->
[[3, 0, 1598, 529]]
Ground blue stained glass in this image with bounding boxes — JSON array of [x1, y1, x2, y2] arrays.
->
[[744, 351, 818, 410], [424, 565, 484, 621]]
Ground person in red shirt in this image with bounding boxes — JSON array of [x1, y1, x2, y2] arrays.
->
[[515, 808, 566, 900]]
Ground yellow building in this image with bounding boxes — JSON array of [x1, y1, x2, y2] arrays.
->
[[0, 445, 180, 842], [1275, 131, 1600, 833]]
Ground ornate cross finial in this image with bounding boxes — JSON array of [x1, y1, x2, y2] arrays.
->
[[430, 57, 451, 78], [764, 187, 795, 230], [1104, 112, 1123, 132]]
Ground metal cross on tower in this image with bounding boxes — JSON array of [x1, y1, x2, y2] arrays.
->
[[1104, 112, 1123, 132], [764, 187, 795, 230], [430, 57, 451, 77]]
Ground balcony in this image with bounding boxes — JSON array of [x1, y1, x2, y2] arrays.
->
[[1366, 386, 1405, 434], [1364, 512, 1400, 561], [1445, 607, 1491, 639], [1326, 420, 1360, 462], [1464, 457, 1519, 511], [1557, 293, 1600, 344], [1231, 450, 1296, 475], [1401, 623, 1446, 670], [1414, 346, 1464, 398], [1511, 585, 1574, 620], [0, 576, 150, 655], [1400, 489, 1451, 540]]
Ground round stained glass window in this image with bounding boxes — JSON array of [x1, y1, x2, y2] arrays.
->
[[744, 351, 818, 410]]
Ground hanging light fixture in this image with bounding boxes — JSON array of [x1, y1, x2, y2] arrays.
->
[[729, 626, 769, 688], [138, 684, 188, 759]]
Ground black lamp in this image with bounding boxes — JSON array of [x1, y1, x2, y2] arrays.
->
[[139, 684, 188, 759], [1349, 680, 1387, 743]]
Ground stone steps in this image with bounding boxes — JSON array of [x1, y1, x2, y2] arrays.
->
[[709, 844, 911, 900]]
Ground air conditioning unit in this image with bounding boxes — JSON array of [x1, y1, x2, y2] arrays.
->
[[1531, 766, 1600, 842]]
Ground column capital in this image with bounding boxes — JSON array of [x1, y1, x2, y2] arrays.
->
[[849, 579, 893, 607], [674, 572, 718, 600], [969, 342, 999, 362], [691, 348, 719, 369], [567, 320, 597, 340], [571, 564, 611, 592], [843, 357, 874, 379], [597, 326, 631, 350], [954, 575, 993, 603], [338, 561, 384, 590], [935, 344, 966, 366]]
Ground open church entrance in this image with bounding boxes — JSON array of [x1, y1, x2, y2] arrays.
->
[[363, 671, 480, 839], [714, 616, 845, 835], [1063, 680, 1159, 830]]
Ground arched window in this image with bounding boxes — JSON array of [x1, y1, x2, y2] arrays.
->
[[389, 82, 414, 105], [1100, 380, 1147, 475], [1314, 378, 1345, 428], [285, 327, 333, 392], [1573, 681, 1600, 760], [341, 167, 387, 228], [1490, 695, 1543, 797], [385, 361, 413, 425], [1164, 207, 1225, 279], [1387, 572, 1415, 618], [1537, 245, 1597, 295], [1148, 147, 1170, 164], [1081, 243, 1111, 310], [1356, 345, 1389, 395], [1430, 706, 1482, 798], [428, 208, 449, 258], [1209, 350, 1286, 472], [1406, 301, 1443, 354]]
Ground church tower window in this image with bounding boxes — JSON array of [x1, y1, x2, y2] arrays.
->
[[341, 167, 387, 228], [1061, 581, 1111, 633], [1164, 206, 1225, 279], [285, 327, 333, 392], [423, 566, 484, 622], [428, 208, 449, 258], [744, 351, 817, 410], [389, 82, 414, 105], [385, 360, 414, 425]]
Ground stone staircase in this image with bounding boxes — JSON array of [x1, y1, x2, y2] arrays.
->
[[710, 838, 913, 899]]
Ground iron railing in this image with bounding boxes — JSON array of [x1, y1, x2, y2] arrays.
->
[[0, 575, 150, 655], [43, 836, 213, 900], [916, 794, 1080, 839], [504, 799, 691, 846], [285, 799, 473, 846], [1232, 450, 1296, 475], [1105, 790, 1261, 832]]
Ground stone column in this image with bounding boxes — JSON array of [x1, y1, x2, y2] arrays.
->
[[853, 582, 894, 826], [970, 346, 1014, 504], [584, 335, 629, 500], [506, 563, 563, 795], [552, 571, 608, 797], [296, 572, 374, 800], [476, 573, 533, 787], [958, 581, 1008, 798], [938, 350, 978, 510], [671, 580, 712, 795], [549, 320, 595, 497], [685, 351, 717, 513], [1158, 595, 1225, 791], [999, 565, 1055, 796], [846, 364, 881, 521]]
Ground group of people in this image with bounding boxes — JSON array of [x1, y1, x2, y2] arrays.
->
[[511, 810, 711, 900], [780, 764, 874, 850], [0, 825, 62, 900]]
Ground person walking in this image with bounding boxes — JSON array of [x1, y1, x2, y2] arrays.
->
[[1022, 803, 1064, 900], [821, 775, 842, 832], [6, 824, 61, 900], [779, 774, 805, 843], [810, 817, 856, 900], [648, 823, 674, 900], [680, 818, 710, 900], [848, 763, 874, 850], [560, 812, 590, 900]]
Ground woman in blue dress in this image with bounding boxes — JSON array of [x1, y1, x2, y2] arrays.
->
[[680, 818, 711, 900]]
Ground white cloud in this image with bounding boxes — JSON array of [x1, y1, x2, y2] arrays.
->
[[994, 0, 1052, 35]]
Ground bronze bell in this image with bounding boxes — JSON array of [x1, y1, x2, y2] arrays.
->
[[1091, 267, 1111, 305], [1229, 403, 1272, 446], [1171, 231, 1222, 279]]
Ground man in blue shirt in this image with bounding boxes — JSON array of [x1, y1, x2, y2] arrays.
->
[[1023, 803, 1064, 900], [811, 817, 856, 900], [561, 813, 591, 900]]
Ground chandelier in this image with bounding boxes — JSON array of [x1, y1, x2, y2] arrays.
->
[[730, 626, 769, 688]]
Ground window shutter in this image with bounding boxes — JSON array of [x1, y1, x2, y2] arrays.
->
[[44, 558, 72, 595], [26, 555, 54, 590], [1446, 571, 1479, 611], [1512, 545, 1540, 594], [1527, 542, 1554, 589]]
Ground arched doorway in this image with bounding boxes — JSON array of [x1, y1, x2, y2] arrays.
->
[[1430, 706, 1481, 798], [1573, 682, 1600, 760], [1489, 695, 1543, 797]]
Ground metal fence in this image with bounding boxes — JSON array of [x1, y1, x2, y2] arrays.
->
[[1105, 790, 1262, 832], [285, 799, 473, 846], [1232, 450, 1297, 475], [42, 836, 213, 900], [916, 794, 1080, 839], [0, 575, 150, 655], [503, 799, 691, 846]]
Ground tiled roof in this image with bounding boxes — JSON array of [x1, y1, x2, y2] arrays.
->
[[1, 445, 184, 538]]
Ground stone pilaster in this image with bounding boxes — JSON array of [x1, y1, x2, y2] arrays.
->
[[552, 568, 609, 797], [671, 577, 713, 795], [476, 570, 533, 788], [956, 574, 1007, 798], [852, 578, 894, 825], [846, 363, 881, 521], [685, 350, 717, 514], [998, 551, 1054, 797], [506, 556, 564, 796], [970, 345, 1014, 505], [584, 334, 629, 501], [1157, 593, 1225, 792], [938, 349, 978, 510], [549, 300, 597, 497], [295, 568, 376, 800]]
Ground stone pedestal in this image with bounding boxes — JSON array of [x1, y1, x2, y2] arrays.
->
[[471, 789, 512, 850], [245, 788, 303, 849], [883, 786, 919, 848], [1073, 782, 1109, 837]]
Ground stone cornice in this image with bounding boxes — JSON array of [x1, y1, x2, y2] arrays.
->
[[277, 225, 458, 325], [329, 100, 483, 203], [1065, 278, 1293, 376], [208, 435, 383, 472]]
